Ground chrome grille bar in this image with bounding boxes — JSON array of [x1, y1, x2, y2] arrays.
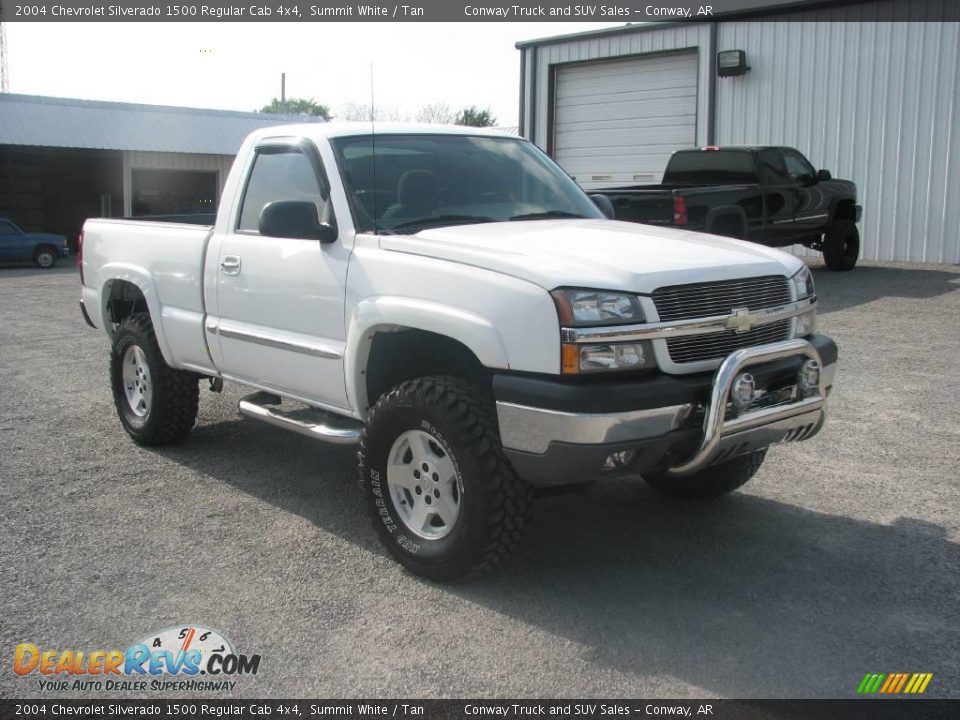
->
[[650, 275, 794, 363], [667, 320, 792, 363], [559, 297, 812, 344], [653, 275, 791, 322]]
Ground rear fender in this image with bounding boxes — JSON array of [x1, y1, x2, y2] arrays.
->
[[705, 206, 748, 238], [99, 263, 175, 366]]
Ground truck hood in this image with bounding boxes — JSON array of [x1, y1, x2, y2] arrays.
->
[[379, 219, 804, 293]]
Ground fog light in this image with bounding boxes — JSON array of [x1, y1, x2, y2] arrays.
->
[[797, 359, 820, 397], [602, 450, 636, 471], [730, 372, 755, 414], [565, 340, 656, 374], [581, 343, 643, 371]]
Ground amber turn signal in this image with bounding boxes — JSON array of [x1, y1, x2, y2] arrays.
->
[[561, 343, 580, 375]]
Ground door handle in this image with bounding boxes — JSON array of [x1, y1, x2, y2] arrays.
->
[[220, 255, 241, 275]]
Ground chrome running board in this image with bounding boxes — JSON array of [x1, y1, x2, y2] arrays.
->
[[238, 393, 362, 445]]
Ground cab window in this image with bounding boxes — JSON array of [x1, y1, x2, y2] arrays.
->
[[756, 149, 790, 185], [662, 151, 758, 185], [782, 150, 816, 184], [237, 148, 328, 233]]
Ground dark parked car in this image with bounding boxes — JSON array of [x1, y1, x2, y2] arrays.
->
[[0, 218, 69, 269], [596, 146, 862, 271]]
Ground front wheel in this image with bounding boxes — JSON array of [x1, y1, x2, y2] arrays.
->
[[110, 313, 199, 445], [823, 219, 859, 271], [358, 376, 532, 581], [34, 247, 57, 269], [643, 449, 767, 499]]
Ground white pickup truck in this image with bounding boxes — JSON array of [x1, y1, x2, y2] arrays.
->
[[80, 123, 837, 580]]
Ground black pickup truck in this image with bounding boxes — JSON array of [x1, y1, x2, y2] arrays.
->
[[596, 146, 862, 271]]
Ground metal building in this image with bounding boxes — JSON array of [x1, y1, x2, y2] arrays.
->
[[0, 94, 322, 247], [518, 0, 960, 263]]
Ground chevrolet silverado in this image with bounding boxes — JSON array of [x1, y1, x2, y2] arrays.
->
[[79, 124, 838, 580]]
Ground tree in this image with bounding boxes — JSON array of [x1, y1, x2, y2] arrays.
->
[[455, 106, 496, 127], [416, 102, 454, 124], [337, 102, 406, 122], [261, 97, 331, 119]]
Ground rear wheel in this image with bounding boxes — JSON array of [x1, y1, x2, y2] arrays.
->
[[643, 450, 766, 499], [110, 313, 199, 445], [33, 247, 57, 269], [823, 219, 859, 271], [359, 376, 532, 581]]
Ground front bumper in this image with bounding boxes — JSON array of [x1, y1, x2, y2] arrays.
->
[[495, 334, 836, 487]]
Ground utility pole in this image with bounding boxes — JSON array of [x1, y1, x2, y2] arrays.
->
[[0, 0, 10, 92], [280, 72, 286, 115]]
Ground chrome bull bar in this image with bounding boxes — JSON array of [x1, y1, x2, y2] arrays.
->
[[667, 338, 826, 477]]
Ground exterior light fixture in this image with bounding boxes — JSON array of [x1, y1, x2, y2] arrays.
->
[[730, 372, 756, 414], [718, 50, 750, 77]]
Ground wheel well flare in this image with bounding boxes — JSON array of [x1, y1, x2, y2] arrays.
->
[[364, 329, 489, 410]]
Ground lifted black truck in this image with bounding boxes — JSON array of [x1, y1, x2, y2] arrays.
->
[[596, 146, 862, 271]]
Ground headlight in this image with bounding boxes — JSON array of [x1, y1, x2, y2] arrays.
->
[[792, 265, 815, 301], [551, 288, 644, 326], [561, 341, 656, 374]]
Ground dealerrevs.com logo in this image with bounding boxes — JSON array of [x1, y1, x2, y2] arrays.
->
[[14, 625, 261, 692]]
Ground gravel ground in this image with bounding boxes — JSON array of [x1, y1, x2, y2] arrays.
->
[[0, 259, 958, 699]]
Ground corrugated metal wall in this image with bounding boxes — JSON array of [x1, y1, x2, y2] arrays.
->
[[521, 2, 960, 263], [521, 24, 714, 150], [716, 4, 960, 263], [121, 151, 235, 216]]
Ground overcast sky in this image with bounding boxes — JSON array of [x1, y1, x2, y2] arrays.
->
[[6, 22, 625, 125]]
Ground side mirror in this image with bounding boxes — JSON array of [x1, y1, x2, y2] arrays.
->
[[817, 169, 832, 182], [589, 193, 616, 219], [259, 200, 337, 243]]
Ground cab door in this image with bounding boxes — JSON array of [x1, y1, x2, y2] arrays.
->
[[756, 149, 803, 247], [0, 220, 27, 260], [782, 148, 830, 238], [210, 140, 351, 410]]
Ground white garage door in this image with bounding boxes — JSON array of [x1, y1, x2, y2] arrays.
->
[[553, 52, 699, 190]]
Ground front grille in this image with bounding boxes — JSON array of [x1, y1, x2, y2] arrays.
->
[[665, 320, 792, 363], [652, 276, 793, 364], [652, 275, 791, 321]]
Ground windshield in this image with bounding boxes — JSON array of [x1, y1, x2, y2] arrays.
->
[[330, 133, 604, 233]]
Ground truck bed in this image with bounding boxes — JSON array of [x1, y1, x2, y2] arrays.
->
[[598, 183, 755, 227], [80, 218, 216, 374]]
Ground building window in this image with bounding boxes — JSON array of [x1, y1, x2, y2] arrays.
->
[[131, 169, 217, 219]]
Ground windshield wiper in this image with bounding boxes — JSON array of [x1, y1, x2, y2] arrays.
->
[[509, 210, 588, 221], [384, 214, 497, 234]]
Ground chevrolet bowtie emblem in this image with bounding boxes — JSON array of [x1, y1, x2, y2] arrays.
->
[[726, 307, 757, 334]]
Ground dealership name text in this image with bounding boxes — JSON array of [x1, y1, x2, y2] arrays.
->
[[463, 4, 713, 16]]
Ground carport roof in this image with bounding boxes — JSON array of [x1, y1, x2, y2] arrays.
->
[[0, 93, 325, 155]]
